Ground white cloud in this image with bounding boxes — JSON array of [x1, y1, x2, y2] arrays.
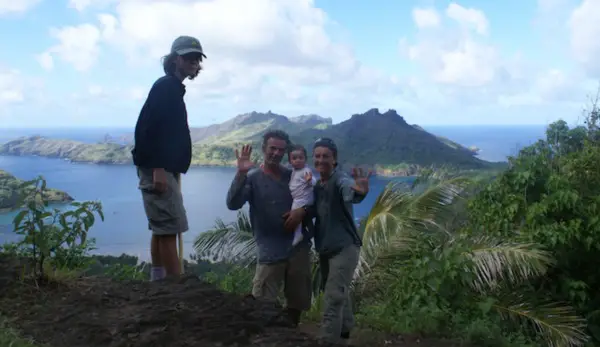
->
[[102, 0, 356, 70], [568, 0, 600, 78], [412, 8, 440, 29], [68, 0, 116, 12], [535, 69, 584, 102], [404, 3, 512, 91], [446, 3, 489, 36], [0, 0, 41, 15], [69, 0, 92, 11], [498, 69, 588, 107], [38, 24, 102, 72], [38, 0, 403, 117], [435, 40, 499, 87], [6, 0, 595, 127], [36, 52, 54, 70], [537, 0, 573, 12], [400, 1, 592, 113], [0, 69, 24, 104]]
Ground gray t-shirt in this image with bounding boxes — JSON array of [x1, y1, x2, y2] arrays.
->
[[226, 166, 312, 264]]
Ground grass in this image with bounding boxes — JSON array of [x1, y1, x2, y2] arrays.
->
[[0, 315, 43, 347]]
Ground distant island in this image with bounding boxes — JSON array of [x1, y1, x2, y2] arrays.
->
[[0, 109, 501, 176], [0, 170, 73, 211]]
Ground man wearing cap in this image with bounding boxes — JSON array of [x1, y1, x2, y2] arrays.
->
[[132, 35, 206, 281]]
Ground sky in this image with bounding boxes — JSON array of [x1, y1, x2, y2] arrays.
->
[[0, 0, 599, 128]]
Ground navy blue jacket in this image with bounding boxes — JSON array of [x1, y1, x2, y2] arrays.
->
[[132, 75, 192, 174]]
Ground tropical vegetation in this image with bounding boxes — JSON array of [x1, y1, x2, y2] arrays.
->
[[2, 99, 600, 346], [192, 100, 600, 346]]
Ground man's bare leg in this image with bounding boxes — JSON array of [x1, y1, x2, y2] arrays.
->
[[150, 235, 165, 281], [159, 234, 180, 276]]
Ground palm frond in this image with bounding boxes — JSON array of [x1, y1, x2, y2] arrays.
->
[[409, 176, 472, 232], [358, 177, 472, 277], [358, 182, 418, 276], [493, 295, 589, 347], [193, 211, 257, 266], [362, 181, 412, 233], [464, 236, 555, 292], [233, 210, 252, 234], [212, 217, 228, 231]]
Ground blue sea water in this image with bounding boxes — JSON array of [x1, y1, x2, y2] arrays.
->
[[0, 125, 547, 260]]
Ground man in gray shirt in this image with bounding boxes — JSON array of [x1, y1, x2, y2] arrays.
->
[[226, 130, 312, 327]]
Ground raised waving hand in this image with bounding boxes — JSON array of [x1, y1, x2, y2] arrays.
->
[[351, 168, 371, 195], [235, 144, 255, 173]]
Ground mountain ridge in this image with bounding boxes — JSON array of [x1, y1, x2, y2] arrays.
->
[[0, 109, 498, 176]]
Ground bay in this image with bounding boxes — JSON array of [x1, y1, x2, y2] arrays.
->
[[0, 155, 405, 260], [0, 125, 547, 260]]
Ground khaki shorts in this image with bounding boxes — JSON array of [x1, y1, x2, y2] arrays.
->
[[137, 167, 189, 236], [252, 245, 312, 311]]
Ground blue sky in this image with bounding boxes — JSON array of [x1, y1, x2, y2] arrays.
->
[[0, 0, 598, 128]]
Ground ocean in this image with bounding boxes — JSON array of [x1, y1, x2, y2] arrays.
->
[[0, 125, 547, 260]]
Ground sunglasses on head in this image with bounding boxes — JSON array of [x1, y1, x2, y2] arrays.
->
[[314, 138, 338, 154], [315, 137, 335, 145]]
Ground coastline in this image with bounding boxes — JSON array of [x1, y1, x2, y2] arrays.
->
[[0, 153, 495, 178], [0, 196, 74, 214], [0, 199, 74, 214]]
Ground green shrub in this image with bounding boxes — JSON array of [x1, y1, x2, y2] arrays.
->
[[3, 176, 103, 280]]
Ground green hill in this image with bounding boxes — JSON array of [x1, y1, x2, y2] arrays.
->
[[0, 136, 133, 164], [290, 109, 487, 171], [0, 109, 500, 175], [0, 170, 73, 211]]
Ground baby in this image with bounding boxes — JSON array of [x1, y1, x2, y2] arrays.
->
[[288, 144, 317, 246]]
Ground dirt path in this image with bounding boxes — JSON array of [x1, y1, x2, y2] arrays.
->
[[0, 256, 463, 347]]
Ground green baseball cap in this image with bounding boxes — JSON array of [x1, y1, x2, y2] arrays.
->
[[171, 35, 207, 58]]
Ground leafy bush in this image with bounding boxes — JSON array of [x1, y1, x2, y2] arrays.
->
[[204, 265, 254, 295], [4, 176, 103, 280], [356, 175, 587, 347], [468, 113, 600, 344]]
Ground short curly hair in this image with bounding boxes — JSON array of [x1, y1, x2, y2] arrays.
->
[[262, 129, 291, 148]]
